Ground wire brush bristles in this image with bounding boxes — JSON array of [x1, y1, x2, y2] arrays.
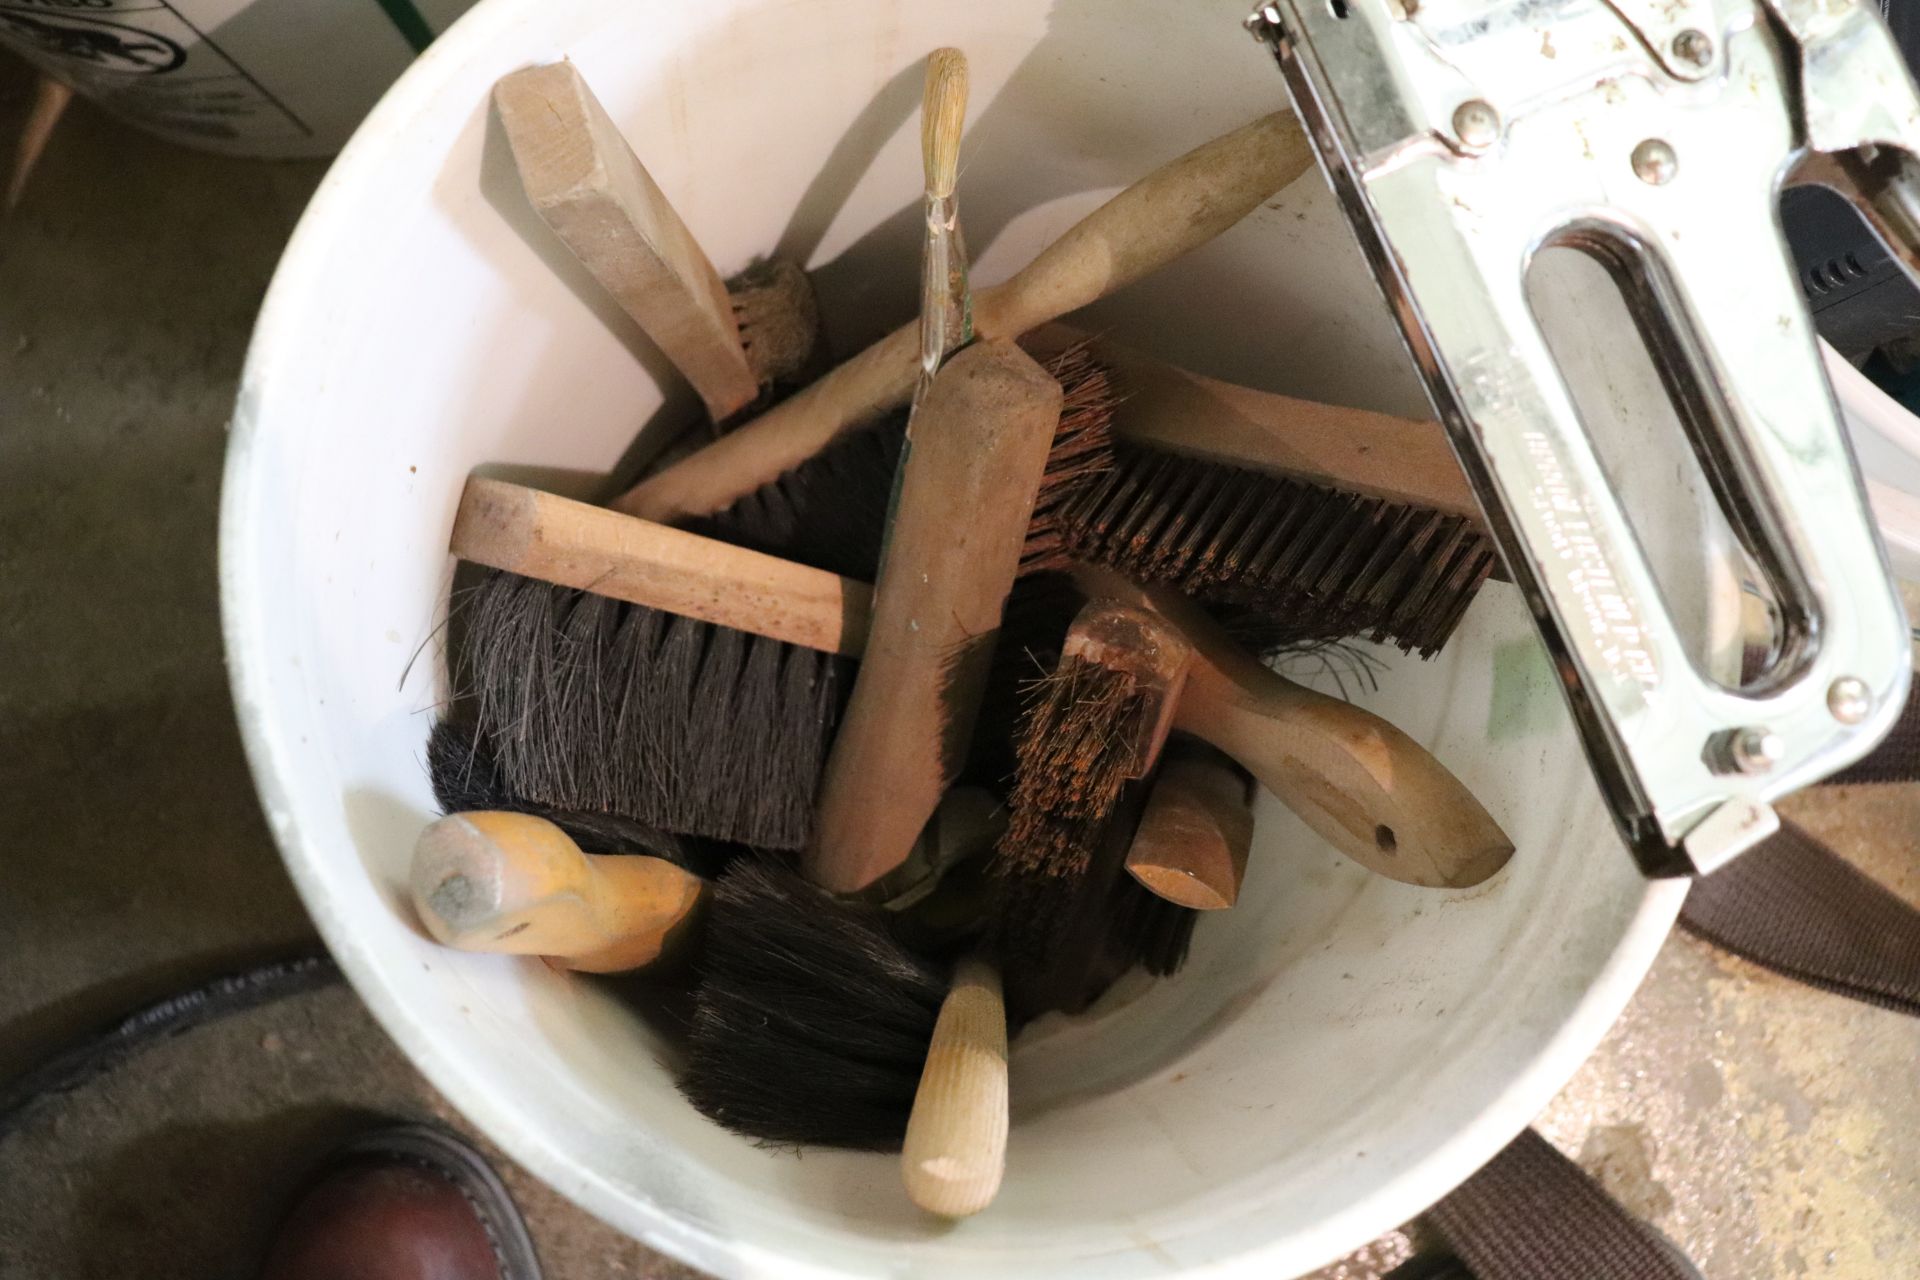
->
[[1050, 444, 1496, 657], [681, 859, 948, 1149], [997, 657, 1153, 877], [457, 571, 843, 849]]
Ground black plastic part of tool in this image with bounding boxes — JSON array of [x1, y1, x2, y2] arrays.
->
[[1781, 0, 1920, 359]]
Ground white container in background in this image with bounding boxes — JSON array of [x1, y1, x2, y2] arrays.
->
[[0, 0, 476, 155], [219, 0, 1908, 1274]]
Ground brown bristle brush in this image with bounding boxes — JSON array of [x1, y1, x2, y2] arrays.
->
[[987, 599, 1199, 1020], [988, 578, 1510, 1009], [1018, 326, 1498, 658], [1051, 445, 1493, 658], [494, 62, 823, 431], [1138, 572, 1514, 888]]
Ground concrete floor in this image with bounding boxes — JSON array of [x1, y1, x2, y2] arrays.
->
[[2, 64, 1916, 1280]]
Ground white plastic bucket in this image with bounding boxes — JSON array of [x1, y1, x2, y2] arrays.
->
[[220, 0, 1795, 1275]]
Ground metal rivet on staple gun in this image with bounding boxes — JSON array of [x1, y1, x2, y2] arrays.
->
[[1672, 29, 1714, 67], [1452, 100, 1499, 150], [1631, 139, 1679, 185], [1828, 677, 1871, 724], [1243, 4, 1285, 39]]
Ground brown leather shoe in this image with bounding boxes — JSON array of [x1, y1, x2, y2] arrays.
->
[[260, 1124, 542, 1280]]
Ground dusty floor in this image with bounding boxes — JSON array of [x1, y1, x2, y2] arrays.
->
[[2, 66, 1916, 1280]]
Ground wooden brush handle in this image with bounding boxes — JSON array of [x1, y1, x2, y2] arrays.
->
[[804, 342, 1064, 893], [452, 476, 871, 657], [1024, 325, 1483, 522], [612, 111, 1312, 523], [1073, 566, 1514, 888], [494, 63, 759, 424], [1126, 741, 1254, 910], [902, 956, 1008, 1218], [411, 812, 705, 973]]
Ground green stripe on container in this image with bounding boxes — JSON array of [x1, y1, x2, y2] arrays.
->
[[373, 0, 437, 53]]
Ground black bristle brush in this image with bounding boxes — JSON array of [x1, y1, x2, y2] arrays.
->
[[444, 482, 870, 850], [439, 343, 1115, 852], [679, 858, 950, 1149], [425, 719, 737, 878], [455, 572, 840, 851], [689, 341, 1119, 584]]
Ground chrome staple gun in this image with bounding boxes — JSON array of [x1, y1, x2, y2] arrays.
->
[[1248, 0, 1916, 874]]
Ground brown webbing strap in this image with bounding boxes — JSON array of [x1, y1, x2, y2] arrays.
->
[[1425, 1130, 1698, 1280]]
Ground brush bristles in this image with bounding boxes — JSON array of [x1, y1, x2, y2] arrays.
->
[[691, 345, 1116, 585], [1052, 445, 1496, 657], [962, 571, 1088, 792], [681, 860, 948, 1149], [997, 657, 1151, 877], [991, 778, 1198, 1023], [686, 414, 905, 579], [727, 259, 823, 388], [921, 49, 968, 199], [1020, 341, 1120, 575], [425, 719, 727, 874], [460, 571, 842, 850]]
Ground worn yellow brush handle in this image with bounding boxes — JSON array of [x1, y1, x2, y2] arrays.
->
[[410, 812, 705, 974], [452, 476, 872, 657], [612, 111, 1312, 523], [494, 62, 758, 424], [1023, 324, 1483, 522], [902, 957, 1008, 1218], [1126, 747, 1255, 911], [1074, 566, 1514, 889], [805, 343, 1063, 894]]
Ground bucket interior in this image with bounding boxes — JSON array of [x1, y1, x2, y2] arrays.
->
[[222, 1, 1687, 1275]]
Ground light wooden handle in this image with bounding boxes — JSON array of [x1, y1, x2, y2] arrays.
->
[[804, 342, 1064, 893], [922, 48, 968, 200], [410, 812, 705, 973], [1023, 324, 1483, 522], [494, 63, 758, 424], [1126, 743, 1254, 910], [1074, 566, 1514, 888], [902, 957, 1008, 1218], [612, 111, 1312, 524], [977, 111, 1309, 338], [452, 476, 871, 657]]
